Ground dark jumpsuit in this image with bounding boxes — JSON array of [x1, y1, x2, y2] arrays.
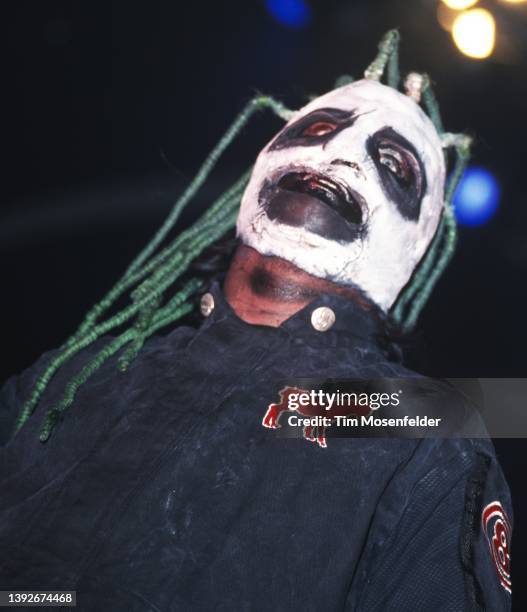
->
[[0, 283, 513, 611]]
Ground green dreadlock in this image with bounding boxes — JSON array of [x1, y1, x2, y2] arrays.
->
[[16, 95, 294, 442], [15, 29, 471, 442]]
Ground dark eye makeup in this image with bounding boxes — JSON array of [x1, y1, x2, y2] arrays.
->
[[269, 107, 359, 151], [367, 127, 427, 221]]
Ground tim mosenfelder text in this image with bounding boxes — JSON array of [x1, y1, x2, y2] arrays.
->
[[285, 389, 442, 429]]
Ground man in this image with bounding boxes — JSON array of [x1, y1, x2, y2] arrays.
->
[[0, 32, 512, 611]]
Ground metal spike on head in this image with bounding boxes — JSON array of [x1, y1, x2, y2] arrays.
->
[[404, 72, 425, 103]]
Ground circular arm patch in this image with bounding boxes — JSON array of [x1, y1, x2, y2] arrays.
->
[[482, 501, 512, 594]]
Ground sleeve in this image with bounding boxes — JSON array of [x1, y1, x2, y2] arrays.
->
[[466, 443, 513, 609], [345, 440, 513, 612]]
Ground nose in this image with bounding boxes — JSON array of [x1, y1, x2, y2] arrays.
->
[[330, 158, 365, 180], [331, 158, 358, 169]]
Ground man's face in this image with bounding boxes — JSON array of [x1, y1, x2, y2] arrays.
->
[[236, 80, 446, 311]]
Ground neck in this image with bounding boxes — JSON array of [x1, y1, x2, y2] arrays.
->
[[223, 244, 371, 327]]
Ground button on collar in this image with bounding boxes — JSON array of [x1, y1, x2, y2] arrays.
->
[[310, 306, 336, 332], [200, 292, 215, 317], [201, 281, 386, 347]]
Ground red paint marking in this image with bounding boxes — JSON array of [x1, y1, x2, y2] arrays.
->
[[482, 501, 512, 594]]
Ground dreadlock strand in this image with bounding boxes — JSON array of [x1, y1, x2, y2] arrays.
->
[[119, 301, 197, 381], [65, 202, 238, 367], [445, 138, 472, 204], [15, 324, 112, 432], [40, 277, 208, 441], [118, 278, 203, 372], [39, 330, 136, 442], [387, 35, 401, 89], [400, 210, 456, 332], [149, 303, 195, 336], [421, 75, 444, 134], [117, 297, 162, 373], [390, 216, 447, 324], [397, 139, 471, 331], [59, 198, 238, 383], [125, 95, 292, 278], [128, 202, 238, 305], [74, 169, 251, 338], [40, 282, 204, 440], [392, 129, 472, 331], [364, 29, 400, 82]]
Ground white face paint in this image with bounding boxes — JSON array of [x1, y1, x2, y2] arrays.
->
[[236, 79, 445, 311]]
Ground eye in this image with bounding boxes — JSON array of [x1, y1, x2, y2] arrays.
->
[[301, 121, 338, 137], [378, 141, 414, 187], [268, 108, 359, 151], [367, 127, 426, 221]]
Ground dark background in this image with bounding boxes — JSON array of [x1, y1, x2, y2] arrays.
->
[[2, 0, 526, 607]]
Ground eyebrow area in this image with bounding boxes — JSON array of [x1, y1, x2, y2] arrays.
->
[[269, 107, 360, 151]]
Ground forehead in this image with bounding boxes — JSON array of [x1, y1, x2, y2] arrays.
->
[[288, 79, 443, 156]]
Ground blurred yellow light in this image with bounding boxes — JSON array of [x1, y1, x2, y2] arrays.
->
[[441, 0, 479, 9], [500, 0, 526, 4], [437, 4, 457, 31], [452, 9, 496, 59]]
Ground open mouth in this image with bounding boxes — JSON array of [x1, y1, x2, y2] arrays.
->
[[262, 171, 365, 243]]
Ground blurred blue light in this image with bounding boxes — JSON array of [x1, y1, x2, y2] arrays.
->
[[453, 166, 500, 226], [265, 0, 312, 29]]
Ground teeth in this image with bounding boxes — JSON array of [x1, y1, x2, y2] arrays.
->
[[276, 172, 362, 225], [317, 178, 337, 190], [302, 176, 340, 201]]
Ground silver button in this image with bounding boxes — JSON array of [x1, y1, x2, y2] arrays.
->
[[200, 293, 215, 317], [310, 306, 336, 332]]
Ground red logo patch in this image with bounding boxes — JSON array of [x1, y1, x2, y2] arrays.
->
[[482, 501, 512, 594], [262, 386, 369, 448]]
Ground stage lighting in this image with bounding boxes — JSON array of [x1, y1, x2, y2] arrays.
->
[[441, 0, 479, 9], [452, 9, 496, 59], [453, 167, 500, 226], [437, 3, 457, 31], [265, 0, 312, 29]]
